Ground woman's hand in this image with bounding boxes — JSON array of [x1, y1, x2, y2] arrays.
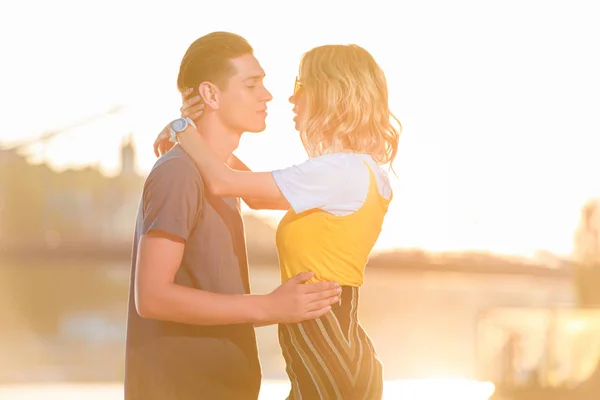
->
[[153, 123, 173, 157], [180, 89, 205, 120], [152, 89, 205, 157]]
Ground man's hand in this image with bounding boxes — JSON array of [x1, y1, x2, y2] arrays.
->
[[261, 272, 341, 324], [153, 89, 205, 157]]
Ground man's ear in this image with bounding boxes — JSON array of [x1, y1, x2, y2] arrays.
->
[[198, 82, 220, 110]]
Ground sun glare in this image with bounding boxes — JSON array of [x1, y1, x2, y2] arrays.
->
[[0, 380, 495, 400], [2, 1, 599, 256]]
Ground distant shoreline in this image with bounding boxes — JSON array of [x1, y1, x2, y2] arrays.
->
[[0, 243, 281, 268], [1, 243, 572, 278]]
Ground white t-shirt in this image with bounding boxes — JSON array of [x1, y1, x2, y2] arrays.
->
[[272, 153, 392, 216]]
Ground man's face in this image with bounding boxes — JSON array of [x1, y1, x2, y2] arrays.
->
[[217, 54, 272, 134]]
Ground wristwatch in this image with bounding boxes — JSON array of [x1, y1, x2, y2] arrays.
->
[[169, 117, 196, 143]]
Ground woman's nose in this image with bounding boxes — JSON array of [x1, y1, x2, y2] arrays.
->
[[288, 95, 295, 104]]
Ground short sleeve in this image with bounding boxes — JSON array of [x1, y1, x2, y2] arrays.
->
[[272, 153, 369, 215], [142, 159, 203, 240]]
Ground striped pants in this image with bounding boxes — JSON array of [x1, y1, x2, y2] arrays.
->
[[278, 286, 383, 400]]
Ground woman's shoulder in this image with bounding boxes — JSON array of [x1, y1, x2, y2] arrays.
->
[[308, 152, 372, 171], [308, 152, 361, 165], [313, 152, 392, 199]]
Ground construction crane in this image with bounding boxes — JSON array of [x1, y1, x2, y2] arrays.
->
[[1, 104, 124, 152]]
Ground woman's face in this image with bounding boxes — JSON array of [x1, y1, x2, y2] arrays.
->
[[289, 77, 306, 132]]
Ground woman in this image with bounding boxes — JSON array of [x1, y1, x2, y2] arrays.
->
[[158, 44, 400, 400]]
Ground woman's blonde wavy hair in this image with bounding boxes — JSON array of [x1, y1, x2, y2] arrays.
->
[[297, 44, 401, 166]]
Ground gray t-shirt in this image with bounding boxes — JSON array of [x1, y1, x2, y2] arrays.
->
[[124, 145, 261, 400]]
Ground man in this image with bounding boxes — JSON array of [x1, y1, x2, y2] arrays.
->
[[125, 32, 340, 400]]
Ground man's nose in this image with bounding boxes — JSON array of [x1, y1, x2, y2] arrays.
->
[[261, 87, 273, 102], [288, 95, 295, 104]]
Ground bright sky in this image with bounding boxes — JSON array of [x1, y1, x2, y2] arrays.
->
[[1, 0, 599, 257]]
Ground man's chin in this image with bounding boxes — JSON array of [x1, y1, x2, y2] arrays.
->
[[244, 123, 267, 133]]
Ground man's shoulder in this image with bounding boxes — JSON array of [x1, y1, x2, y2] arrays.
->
[[147, 146, 203, 180], [152, 145, 198, 171], [142, 146, 205, 196]]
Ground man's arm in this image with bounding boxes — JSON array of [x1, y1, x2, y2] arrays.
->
[[136, 230, 256, 324], [135, 231, 339, 325], [135, 160, 339, 325]]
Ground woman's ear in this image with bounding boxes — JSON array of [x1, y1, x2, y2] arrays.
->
[[198, 82, 220, 110]]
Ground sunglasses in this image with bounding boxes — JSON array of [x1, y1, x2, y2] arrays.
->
[[293, 77, 303, 96]]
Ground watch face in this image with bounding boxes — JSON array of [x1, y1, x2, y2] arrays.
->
[[171, 118, 188, 133]]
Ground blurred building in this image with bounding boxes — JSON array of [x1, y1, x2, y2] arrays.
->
[[0, 135, 143, 254]]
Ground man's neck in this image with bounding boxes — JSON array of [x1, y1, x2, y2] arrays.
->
[[192, 115, 241, 162]]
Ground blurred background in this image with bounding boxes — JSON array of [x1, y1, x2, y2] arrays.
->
[[1, 0, 600, 399]]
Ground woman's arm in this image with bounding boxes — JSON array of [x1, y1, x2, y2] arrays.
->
[[177, 127, 290, 210], [228, 155, 289, 210]]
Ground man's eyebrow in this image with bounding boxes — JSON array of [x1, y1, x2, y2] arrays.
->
[[243, 74, 266, 81]]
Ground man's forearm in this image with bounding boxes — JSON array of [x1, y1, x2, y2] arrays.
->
[[136, 283, 272, 326]]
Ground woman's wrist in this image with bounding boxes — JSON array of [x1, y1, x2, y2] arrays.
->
[[169, 117, 197, 143]]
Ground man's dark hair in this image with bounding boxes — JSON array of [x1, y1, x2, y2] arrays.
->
[[177, 32, 254, 93]]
